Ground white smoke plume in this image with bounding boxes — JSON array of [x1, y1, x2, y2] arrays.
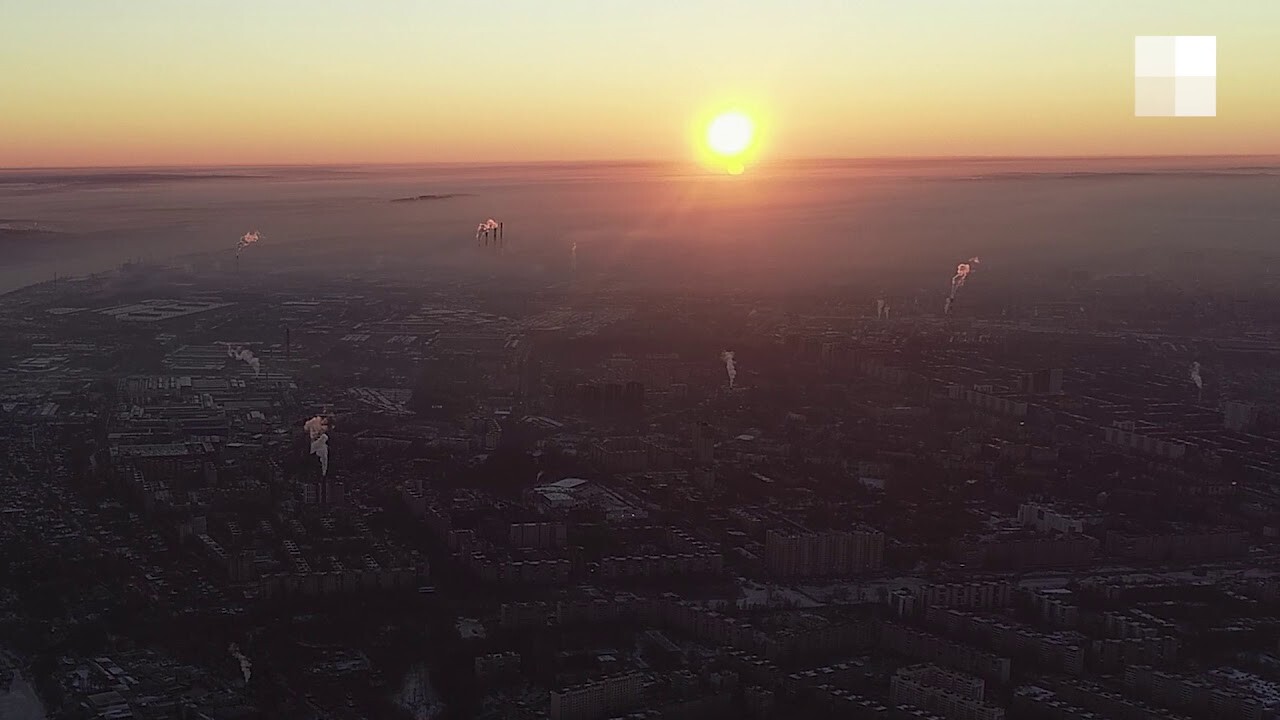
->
[[1190, 361, 1203, 391], [305, 415, 330, 476], [720, 351, 737, 389], [475, 218, 501, 242], [229, 643, 251, 684], [224, 344, 261, 376], [875, 298, 885, 319], [945, 256, 980, 315], [883, 302, 891, 320], [571, 241, 578, 270], [236, 230, 260, 257]]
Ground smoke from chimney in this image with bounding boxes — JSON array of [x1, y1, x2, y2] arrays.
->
[[229, 644, 251, 684], [476, 219, 501, 245], [720, 351, 737, 389], [1190, 361, 1203, 400], [875, 298, 885, 319], [945, 257, 980, 315], [236, 230, 260, 257], [224, 344, 261, 376], [571, 241, 578, 270], [305, 415, 330, 476]]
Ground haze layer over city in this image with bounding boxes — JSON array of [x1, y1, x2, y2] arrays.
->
[[6, 156, 1280, 296], [4, 2, 1280, 720]]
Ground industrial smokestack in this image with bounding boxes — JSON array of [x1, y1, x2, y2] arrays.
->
[[476, 219, 501, 247], [229, 644, 251, 684], [946, 256, 980, 315], [720, 351, 737, 389], [236, 230, 260, 258], [305, 415, 330, 476]]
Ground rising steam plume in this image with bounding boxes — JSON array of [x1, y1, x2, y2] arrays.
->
[[720, 351, 737, 389], [476, 219, 503, 246], [224, 344, 261, 376], [229, 644, 251, 684], [236, 230, 260, 257], [945, 257, 980, 315], [1190, 361, 1203, 400], [305, 415, 330, 476]]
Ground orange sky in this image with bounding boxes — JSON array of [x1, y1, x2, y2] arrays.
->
[[2, 0, 1279, 167]]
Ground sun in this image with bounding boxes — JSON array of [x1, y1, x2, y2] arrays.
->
[[706, 111, 755, 157], [691, 104, 766, 174]]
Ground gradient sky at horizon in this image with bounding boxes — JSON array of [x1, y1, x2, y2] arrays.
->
[[3, 0, 1279, 168]]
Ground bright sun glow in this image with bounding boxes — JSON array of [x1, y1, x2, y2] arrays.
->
[[706, 112, 755, 157]]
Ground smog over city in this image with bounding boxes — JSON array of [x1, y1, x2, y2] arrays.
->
[[3, 3, 1280, 720]]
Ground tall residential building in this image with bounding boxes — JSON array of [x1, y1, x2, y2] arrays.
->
[[891, 665, 1005, 720], [764, 529, 884, 577], [1017, 503, 1090, 534], [693, 422, 716, 465], [1223, 401, 1257, 432], [623, 380, 645, 413], [550, 672, 644, 720], [1018, 368, 1063, 395], [603, 382, 625, 412]]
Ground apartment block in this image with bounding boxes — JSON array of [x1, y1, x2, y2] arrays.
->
[[891, 665, 1005, 720], [765, 529, 885, 577], [550, 672, 644, 720]]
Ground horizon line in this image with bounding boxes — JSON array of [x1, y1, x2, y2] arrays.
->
[[4, 152, 1280, 172]]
